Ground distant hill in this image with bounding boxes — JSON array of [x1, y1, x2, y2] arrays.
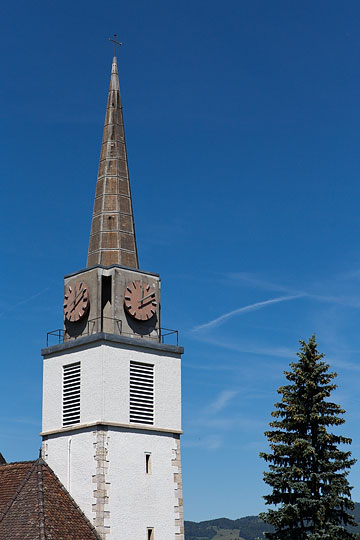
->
[[184, 503, 360, 540]]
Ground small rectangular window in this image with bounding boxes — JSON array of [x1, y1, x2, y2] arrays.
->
[[63, 362, 81, 427], [147, 528, 154, 540], [145, 453, 152, 475], [130, 361, 154, 425]]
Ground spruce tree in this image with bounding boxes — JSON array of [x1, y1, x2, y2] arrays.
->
[[259, 335, 357, 539]]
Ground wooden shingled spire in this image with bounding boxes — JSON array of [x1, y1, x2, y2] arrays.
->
[[87, 56, 139, 268]]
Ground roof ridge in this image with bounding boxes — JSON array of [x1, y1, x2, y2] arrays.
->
[[41, 460, 102, 539], [0, 460, 37, 523], [2, 459, 37, 466], [36, 460, 46, 540]]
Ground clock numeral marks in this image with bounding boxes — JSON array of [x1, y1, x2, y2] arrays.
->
[[124, 279, 157, 321], [64, 281, 90, 323]]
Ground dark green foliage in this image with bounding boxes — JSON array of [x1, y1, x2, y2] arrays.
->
[[184, 515, 273, 540], [185, 520, 217, 540], [260, 336, 357, 539], [184, 505, 360, 540]]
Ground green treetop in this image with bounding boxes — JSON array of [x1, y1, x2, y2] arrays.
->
[[259, 335, 357, 539]]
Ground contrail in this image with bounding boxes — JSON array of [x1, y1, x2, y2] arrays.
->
[[192, 294, 305, 332], [0, 287, 50, 318]]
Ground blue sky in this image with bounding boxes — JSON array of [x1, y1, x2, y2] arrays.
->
[[2, 0, 360, 522]]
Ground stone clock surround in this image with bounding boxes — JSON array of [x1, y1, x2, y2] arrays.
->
[[63, 264, 161, 341]]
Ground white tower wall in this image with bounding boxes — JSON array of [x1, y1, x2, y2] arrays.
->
[[42, 338, 181, 432], [41, 334, 184, 540], [43, 429, 183, 539]]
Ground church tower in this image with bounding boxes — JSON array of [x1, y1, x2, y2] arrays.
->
[[41, 54, 184, 540]]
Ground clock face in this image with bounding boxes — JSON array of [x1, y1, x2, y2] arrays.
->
[[64, 281, 90, 323], [124, 280, 157, 321]]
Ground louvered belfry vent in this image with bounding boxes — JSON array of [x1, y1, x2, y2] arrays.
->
[[63, 362, 81, 427], [130, 361, 154, 425]]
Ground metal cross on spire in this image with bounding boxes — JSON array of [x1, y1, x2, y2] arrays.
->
[[109, 34, 122, 56]]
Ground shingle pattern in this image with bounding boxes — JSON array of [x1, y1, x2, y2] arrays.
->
[[0, 459, 102, 540], [87, 55, 139, 269]]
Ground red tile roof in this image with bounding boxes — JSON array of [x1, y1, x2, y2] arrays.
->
[[0, 459, 102, 540]]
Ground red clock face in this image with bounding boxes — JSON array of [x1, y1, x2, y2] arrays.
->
[[64, 281, 90, 323], [124, 280, 157, 321]]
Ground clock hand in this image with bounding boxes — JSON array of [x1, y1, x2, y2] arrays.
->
[[70, 290, 86, 312], [140, 291, 155, 303], [72, 285, 85, 306], [138, 299, 156, 309]]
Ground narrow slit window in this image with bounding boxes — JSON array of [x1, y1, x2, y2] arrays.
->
[[63, 362, 81, 427], [147, 528, 154, 540], [101, 275, 112, 331], [145, 453, 152, 475], [130, 361, 154, 425]]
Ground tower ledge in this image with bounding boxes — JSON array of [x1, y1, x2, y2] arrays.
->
[[41, 421, 183, 438], [65, 263, 159, 280], [41, 331, 184, 357]]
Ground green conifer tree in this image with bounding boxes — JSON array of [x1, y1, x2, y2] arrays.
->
[[259, 335, 357, 539]]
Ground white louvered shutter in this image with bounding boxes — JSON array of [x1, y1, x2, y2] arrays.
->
[[130, 361, 154, 425], [62, 362, 81, 426]]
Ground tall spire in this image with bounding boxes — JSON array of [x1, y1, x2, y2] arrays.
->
[[87, 56, 139, 268]]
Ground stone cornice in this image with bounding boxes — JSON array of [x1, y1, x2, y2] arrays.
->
[[42, 331, 183, 357], [41, 420, 183, 437]]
